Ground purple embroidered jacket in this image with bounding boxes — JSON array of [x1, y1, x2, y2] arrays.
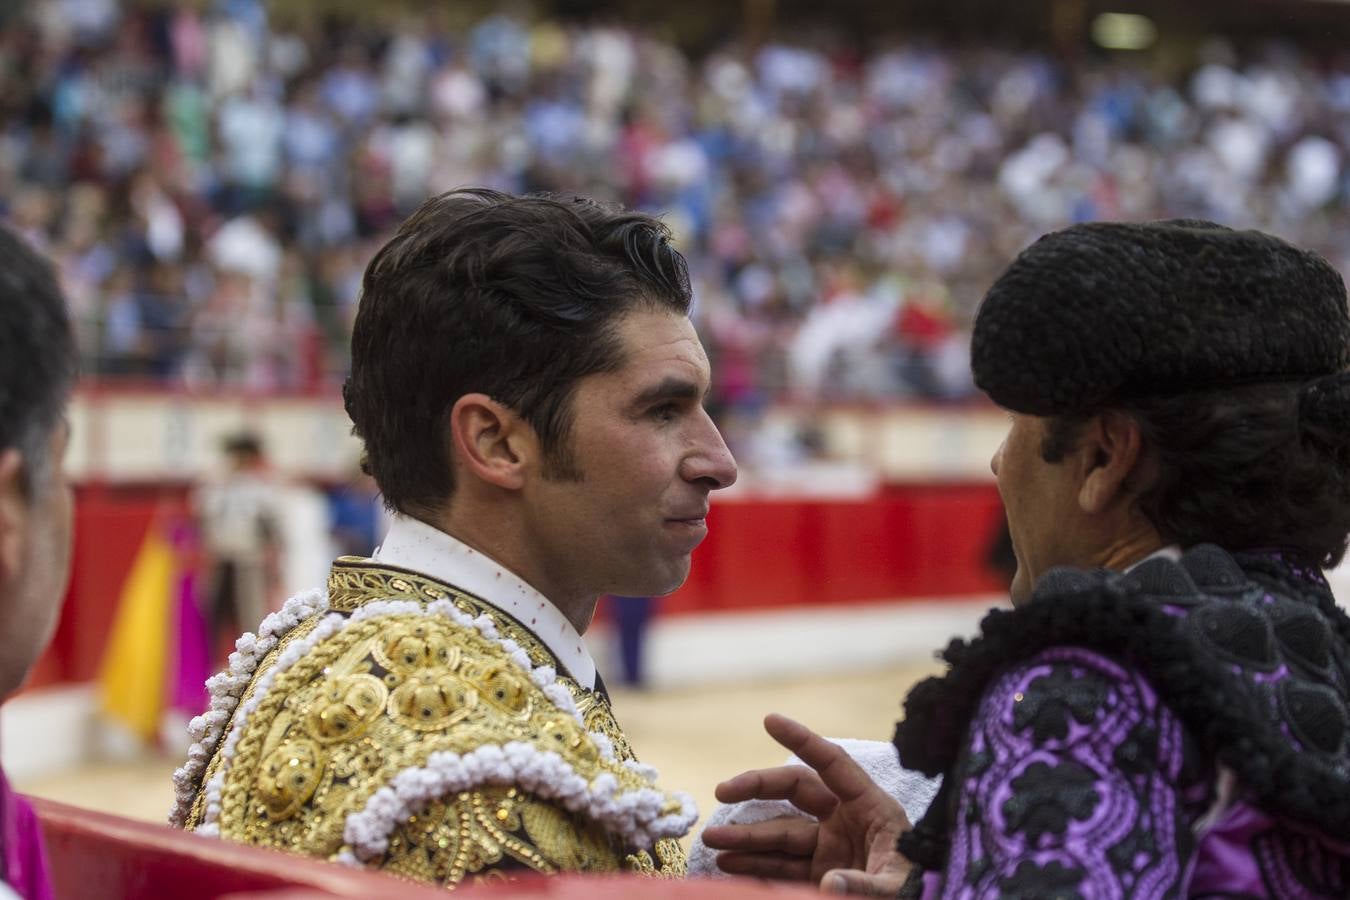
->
[[896, 547, 1350, 899]]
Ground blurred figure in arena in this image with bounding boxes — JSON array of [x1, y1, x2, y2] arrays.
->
[[0, 225, 78, 898], [193, 432, 280, 660], [171, 190, 737, 886], [604, 594, 656, 688], [705, 222, 1350, 898], [326, 464, 384, 559]]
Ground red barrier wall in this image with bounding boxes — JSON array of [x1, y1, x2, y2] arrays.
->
[[33, 796, 458, 899], [22, 483, 1006, 691], [663, 484, 1007, 614]]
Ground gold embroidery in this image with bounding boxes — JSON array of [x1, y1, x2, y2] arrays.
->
[[517, 794, 622, 872], [327, 560, 556, 670], [653, 838, 690, 877], [185, 614, 327, 830], [327, 560, 643, 765], [373, 622, 459, 673], [190, 559, 687, 881], [256, 739, 323, 821], [475, 663, 532, 717], [378, 787, 624, 887], [304, 674, 387, 743], [388, 669, 478, 732]]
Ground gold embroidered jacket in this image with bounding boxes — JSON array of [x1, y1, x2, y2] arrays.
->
[[178, 557, 690, 889]]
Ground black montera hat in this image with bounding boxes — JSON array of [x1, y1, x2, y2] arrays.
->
[[972, 220, 1350, 416]]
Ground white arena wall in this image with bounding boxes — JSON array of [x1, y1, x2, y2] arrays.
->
[[65, 388, 1005, 484]]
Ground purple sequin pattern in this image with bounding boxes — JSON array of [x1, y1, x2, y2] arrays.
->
[[934, 647, 1206, 899]]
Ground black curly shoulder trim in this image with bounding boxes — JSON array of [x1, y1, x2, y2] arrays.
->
[[897, 815, 951, 872], [893, 732, 958, 872], [893, 553, 1350, 861], [1230, 550, 1350, 645], [896, 867, 926, 899]]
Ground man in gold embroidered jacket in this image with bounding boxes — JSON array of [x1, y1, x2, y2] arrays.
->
[[171, 190, 738, 889]]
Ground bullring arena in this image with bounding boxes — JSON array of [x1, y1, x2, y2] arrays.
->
[[8, 395, 996, 898], [7, 0, 1350, 897], [7, 394, 997, 837]]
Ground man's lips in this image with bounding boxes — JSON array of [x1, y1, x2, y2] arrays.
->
[[664, 513, 709, 538], [665, 510, 709, 525]]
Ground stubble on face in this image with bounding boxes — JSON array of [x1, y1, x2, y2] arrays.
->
[[520, 309, 735, 620]]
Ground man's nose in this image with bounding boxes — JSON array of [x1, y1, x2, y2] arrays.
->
[[683, 413, 738, 489]]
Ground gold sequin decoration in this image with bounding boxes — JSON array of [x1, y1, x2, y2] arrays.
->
[[388, 670, 477, 732], [187, 558, 688, 881], [474, 664, 532, 717], [303, 674, 388, 744], [256, 739, 323, 821], [327, 559, 640, 764], [373, 623, 460, 674]]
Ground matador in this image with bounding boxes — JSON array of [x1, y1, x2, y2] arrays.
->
[[172, 189, 738, 888]]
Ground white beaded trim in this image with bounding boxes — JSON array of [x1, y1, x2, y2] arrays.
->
[[169, 589, 329, 827], [173, 593, 669, 841], [338, 742, 699, 861]]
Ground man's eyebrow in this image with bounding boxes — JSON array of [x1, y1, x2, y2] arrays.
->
[[631, 376, 709, 408]]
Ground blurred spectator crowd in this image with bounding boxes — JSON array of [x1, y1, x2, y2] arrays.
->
[[4, 0, 1350, 408]]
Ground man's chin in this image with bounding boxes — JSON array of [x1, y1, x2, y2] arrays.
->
[[617, 559, 691, 599], [1009, 568, 1033, 607]]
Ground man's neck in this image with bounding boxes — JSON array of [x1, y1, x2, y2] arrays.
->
[[1096, 530, 1169, 574], [421, 510, 598, 635]]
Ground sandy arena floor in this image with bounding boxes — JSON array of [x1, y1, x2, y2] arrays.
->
[[16, 661, 941, 831]]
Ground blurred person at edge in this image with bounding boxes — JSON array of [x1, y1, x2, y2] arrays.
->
[[700, 221, 1350, 898], [193, 432, 280, 664], [0, 226, 78, 900], [170, 189, 737, 886]]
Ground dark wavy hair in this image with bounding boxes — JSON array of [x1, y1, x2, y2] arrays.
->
[[0, 225, 75, 494], [343, 188, 692, 518], [1041, 381, 1350, 568]]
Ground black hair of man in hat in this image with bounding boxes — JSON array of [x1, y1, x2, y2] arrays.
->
[[973, 218, 1350, 602]]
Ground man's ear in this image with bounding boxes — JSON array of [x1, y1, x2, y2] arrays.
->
[[447, 394, 534, 492], [1076, 410, 1145, 515], [0, 449, 26, 586]]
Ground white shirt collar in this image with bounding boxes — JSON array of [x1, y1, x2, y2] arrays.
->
[[371, 514, 597, 689]]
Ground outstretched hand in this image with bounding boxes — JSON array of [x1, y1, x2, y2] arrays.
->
[[700, 714, 914, 896]]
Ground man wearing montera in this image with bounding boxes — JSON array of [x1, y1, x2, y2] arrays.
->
[[703, 221, 1350, 898], [0, 225, 78, 899], [172, 190, 738, 886]]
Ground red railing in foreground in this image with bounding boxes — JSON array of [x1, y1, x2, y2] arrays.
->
[[32, 795, 823, 899]]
